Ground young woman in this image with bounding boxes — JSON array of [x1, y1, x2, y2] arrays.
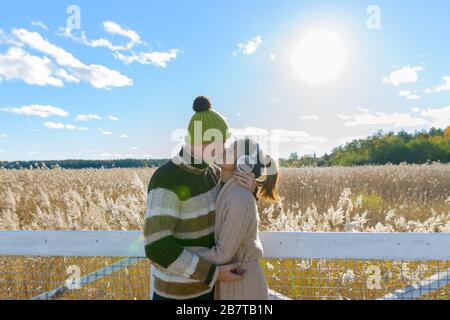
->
[[193, 138, 280, 300]]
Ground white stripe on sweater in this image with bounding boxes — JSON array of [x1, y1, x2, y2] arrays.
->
[[165, 249, 200, 278], [146, 188, 218, 220], [144, 230, 173, 245], [174, 225, 215, 240], [153, 266, 200, 284]]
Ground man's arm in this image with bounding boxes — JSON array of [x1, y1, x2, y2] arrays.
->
[[144, 187, 218, 287], [143, 187, 242, 287]]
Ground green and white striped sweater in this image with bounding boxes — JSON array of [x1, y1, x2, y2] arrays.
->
[[143, 149, 221, 299]]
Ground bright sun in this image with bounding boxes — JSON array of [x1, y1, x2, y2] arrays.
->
[[291, 30, 347, 86]]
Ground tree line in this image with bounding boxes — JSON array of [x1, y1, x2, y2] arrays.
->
[[1, 127, 449, 169], [0, 159, 167, 170], [281, 127, 450, 167]]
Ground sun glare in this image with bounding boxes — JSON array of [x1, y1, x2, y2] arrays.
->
[[291, 30, 347, 86]]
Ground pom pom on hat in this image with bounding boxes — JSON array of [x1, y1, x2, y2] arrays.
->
[[193, 96, 212, 112]]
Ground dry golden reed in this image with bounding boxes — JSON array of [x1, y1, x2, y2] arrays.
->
[[0, 164, 449, 299]]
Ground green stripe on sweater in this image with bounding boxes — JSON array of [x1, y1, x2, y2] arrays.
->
[[144, 211, 215, 236]]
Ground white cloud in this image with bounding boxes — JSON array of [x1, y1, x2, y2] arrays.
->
[[77, 64, 133, 89], [13, 29, 82, 67], [88, 36, 127, 50], [382, 65, 424, 86], [103, 21, 142, 45], [235, 36, 263, 55], [435, 77, 450, 92], [230, 127, 327, 144], [56, 68, 79, 83], [1, 104, 69, 118], [229, 127, 268, 138], [44, 122, 86, 130], [29, 151, 38, 155], [12, 28, 133, 89], [0, 133, 7, 138], [120, 134, 129, 139], [269, 54, 276, 60], [0, 47, 64, 87], [31, 20, 49, 31], [0, 29, 22, 46], [44, 122, 64, 129], [340, 106, 450, 129], [108, 115, 119, 121], [114, 49, 179, 67], [60, 22, 179, 68], [337, 114, 351, 120], [419, 106, 450, 128], [101, 153, 113, 157], [344, 110, 428, 128], [131, 147, 139, 151], [425, 76, 450, 94], [60, 27, 135, 52], [59, 20, 144, 56], [75, 114, 102, 121], [271, 129, 328, 144], [398, 90, 421, 100], [102, 131, 113, 135], [300, 115, 320, 121]]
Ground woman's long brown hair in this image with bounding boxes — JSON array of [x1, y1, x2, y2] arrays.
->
[[257, 156, 281, 203]]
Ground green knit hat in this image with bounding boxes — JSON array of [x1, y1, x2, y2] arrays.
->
[[186, 96, 230, 144]]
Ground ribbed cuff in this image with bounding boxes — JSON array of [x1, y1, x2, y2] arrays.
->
[[204, 265, 220, 289]]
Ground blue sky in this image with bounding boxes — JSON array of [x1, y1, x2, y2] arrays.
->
[[0, 0, 449, 161]]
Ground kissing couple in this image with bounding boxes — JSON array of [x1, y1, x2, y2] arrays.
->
[[143, 96, 280, 300]]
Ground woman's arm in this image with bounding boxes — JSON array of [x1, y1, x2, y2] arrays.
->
[[195, 190, 257, 265]]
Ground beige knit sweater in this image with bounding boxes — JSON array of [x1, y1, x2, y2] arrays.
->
[[192, 177, 269, 300]]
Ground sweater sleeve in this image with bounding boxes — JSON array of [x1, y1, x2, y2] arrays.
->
[[195, 189, 256, 265], [143, 187, 219, 288]]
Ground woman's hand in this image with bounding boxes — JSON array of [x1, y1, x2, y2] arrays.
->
[[233, 172, 257, 193]]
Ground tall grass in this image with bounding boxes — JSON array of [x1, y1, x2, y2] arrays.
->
[[0, 164, 449, 299], [1, 164, 449, 232]]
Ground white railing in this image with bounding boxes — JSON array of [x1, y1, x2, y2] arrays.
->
[[0, 231, 449, 300]]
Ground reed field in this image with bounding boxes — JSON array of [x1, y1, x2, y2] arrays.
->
[[1, 164, 449, 299]]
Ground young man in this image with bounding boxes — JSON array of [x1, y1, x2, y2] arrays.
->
[[143, 96, 255, 300]]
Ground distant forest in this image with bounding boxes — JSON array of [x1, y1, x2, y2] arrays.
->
[[0, 159, 167, 170], [1, 127, 449, 169], [281, 126, 450, 167]]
